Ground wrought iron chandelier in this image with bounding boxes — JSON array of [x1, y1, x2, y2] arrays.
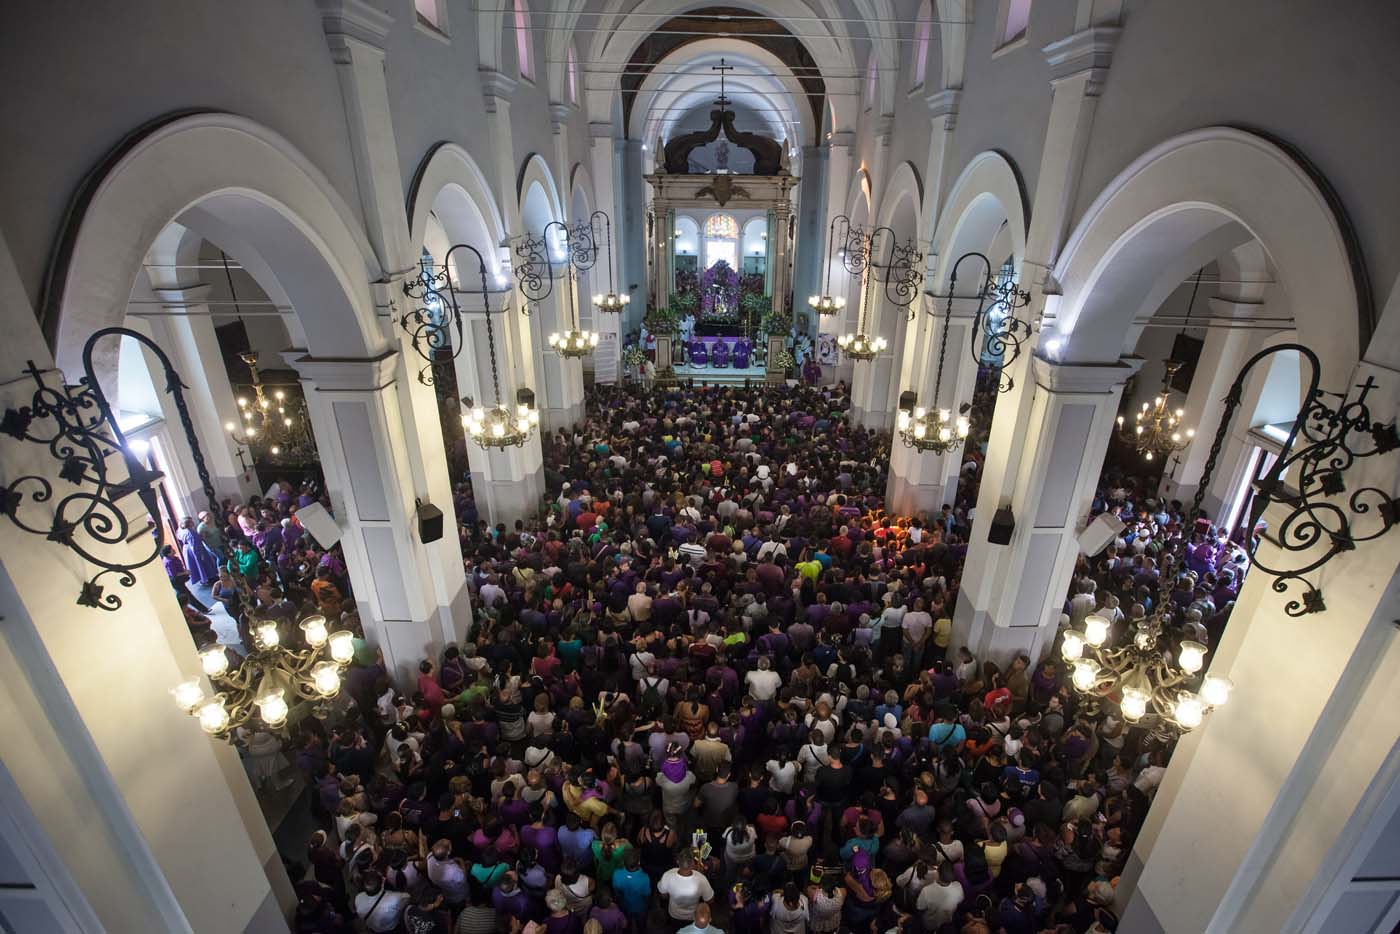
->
[[227, 351, 315, 463], [172, 613, 355, 740], [461, 316, 538, 449], [1116, 359, 1196, 462], [588, 211, 630, 314], [898, 294, 969, 454], [1061, 610, 1232, 739], [548, 327, 600, 358]]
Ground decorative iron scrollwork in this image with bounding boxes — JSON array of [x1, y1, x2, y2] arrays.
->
[[1193, 347, 1398, 616], [929, 253, 1033, 393], [513, 217, 600, 313], [828, 218, 925, 318], [0, 329, 221, 611], [401, 243, 494, 386]]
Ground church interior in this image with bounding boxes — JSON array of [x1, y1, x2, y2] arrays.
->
[[1, 1, 1399, 932]]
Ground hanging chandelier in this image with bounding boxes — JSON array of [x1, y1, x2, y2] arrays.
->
[[172, 614, 354, 740], [1062, 611, 1232, 739], [227, 351, 316, 463], [897, 275, 970, 454], [1117, 359, 1196, 462], [461, 302, 538, 450], [548, 328, 600, 357], [588, 211, 630, 314]]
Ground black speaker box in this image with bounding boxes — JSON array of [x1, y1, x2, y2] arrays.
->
[[416, 500, 444, 543], [987, 507, 1015, 545]]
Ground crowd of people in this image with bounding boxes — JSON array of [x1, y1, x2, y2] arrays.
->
[[185, 380, 1249, 934]]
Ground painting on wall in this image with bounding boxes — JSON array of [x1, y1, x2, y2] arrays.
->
[[816, 332, 839, 365]]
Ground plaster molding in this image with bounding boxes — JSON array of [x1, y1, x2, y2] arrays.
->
[[925, 88, 962, 130], [1031, 354, 1142, 394], [316, 0, 394, 49], [829, 131, 855, 150], [549, 103, 571, 136], [479, 69, 518, 114], [291, 350, 400, 393], [1042, 26, 1121, 97]]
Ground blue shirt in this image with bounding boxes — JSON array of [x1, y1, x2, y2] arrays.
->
[[611, 867, 652, 915], [557, 826, 596, 868]]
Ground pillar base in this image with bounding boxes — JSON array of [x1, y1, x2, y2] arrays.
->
[[952, 598, 1056, 669], [886, 472, 946, 518]]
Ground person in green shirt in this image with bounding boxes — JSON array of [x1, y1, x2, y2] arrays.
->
[[795, 557, 822, 583], [227, 539, 260, 584], [590, 822, 632, 887]]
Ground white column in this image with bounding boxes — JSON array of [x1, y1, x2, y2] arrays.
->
[[823, 132, 854, 386], [956, 356, 1141, 663], [453, 290, 541, 527], [1121, 361, 1400, 933], [481, 69, 546, 508], [588, 124, 627, 373], [318, 0, 413, 276], [292, 352, 471, 686], [791, 144, 827, 334], [887, 92, 961, 514], [850, 118, 895, 428], [956, 25, 1120, 653], [1160, 297, 1261, 512], [0, 363, 292, 933], [145, 286, 260, 500]]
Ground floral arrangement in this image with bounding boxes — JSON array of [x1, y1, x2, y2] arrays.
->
[[771, 348, 796, 371], [669, 291, 699, 319], [622, 345, 647, 370], [739, 273, 765, 298], [700, 260, 740, 321], [758, 303, 791, 336], [644, 306, 682, 336]]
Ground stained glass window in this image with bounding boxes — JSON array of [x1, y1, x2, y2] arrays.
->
[[704, 214, 738, 240]]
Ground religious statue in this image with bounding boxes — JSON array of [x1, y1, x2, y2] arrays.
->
[[779, 138, 791, 175], [654, 137, 666, 173]]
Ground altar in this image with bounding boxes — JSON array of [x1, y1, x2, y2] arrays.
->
[[645, 90, 800, 385]]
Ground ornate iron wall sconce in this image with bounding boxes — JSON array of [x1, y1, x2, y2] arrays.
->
[[927, 252, 1033, 393], [401, 243, 494, 386], [811, 216, 924, 321], [1, 328, 221, 611], [1195, 344, 1397, 616]]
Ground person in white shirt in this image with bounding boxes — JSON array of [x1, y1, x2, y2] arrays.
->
[[354, 872, 409, 933], [916, 863, 964, 930], [657, 851, 715, 922], [744, 656, 782, 701], [425, 843, 469, 907]]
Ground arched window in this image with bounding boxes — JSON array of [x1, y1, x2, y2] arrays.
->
[[704, 214, 738, 240], [567, 45, 579, 104], [912, 3, 931, 88], [703, 214, 739, 269], [1001, 0, 1033, 46], [514, 0, 534, 81]]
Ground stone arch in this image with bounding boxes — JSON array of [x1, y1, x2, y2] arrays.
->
[[46, 112, 383, 381], [930, 150, 1027, 289], [1049, 128, 1367, 379], [518, 153, 564, 233], [407, 142, 510, 269], [583, 0, 858, 132]]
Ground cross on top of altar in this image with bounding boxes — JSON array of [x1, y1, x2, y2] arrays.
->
[[712, 58, 734, 108]]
